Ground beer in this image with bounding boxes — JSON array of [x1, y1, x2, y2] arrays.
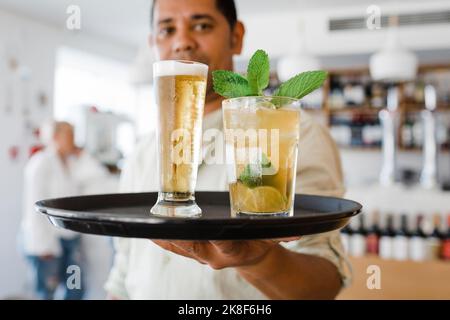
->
[[151, 60, 208, 217]]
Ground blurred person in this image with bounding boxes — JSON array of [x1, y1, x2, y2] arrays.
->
[[105, 0, 350, 300], [21, 121, 108, 300]]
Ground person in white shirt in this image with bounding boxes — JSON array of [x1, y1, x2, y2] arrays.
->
[[21, 121, 108, 299], [105, 0, 351, 300]]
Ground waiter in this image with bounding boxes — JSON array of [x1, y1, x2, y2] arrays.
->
[[105, 0, 350, 299]]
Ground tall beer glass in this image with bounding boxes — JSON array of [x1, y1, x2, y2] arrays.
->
[[151, 60, 208, 217]]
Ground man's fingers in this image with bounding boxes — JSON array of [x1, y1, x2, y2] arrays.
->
[[152, 240, 196, 260], [170, 240, 211, 262], [273, 236, 302, 243], [210, 240, 241, 255]]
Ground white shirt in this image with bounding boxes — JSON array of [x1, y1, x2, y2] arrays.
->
[[21, 148, 109, 256], [105, 109, 351, 299]]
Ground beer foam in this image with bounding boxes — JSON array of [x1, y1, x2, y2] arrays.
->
[[153, 60, 208, 77]]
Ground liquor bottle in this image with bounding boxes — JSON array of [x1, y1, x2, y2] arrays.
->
[[366, 210, 380, 255], [379, 213, 395, 260], [370, 83, 385, 109], [441, 214, 450, 260], [349, 215, 366, 257], [409, 214, 427, 261], [401, 116, 415, 149], [393, 214, 410, 260], [413, 81, 425, 104]]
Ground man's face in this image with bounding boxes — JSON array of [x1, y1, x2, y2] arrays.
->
[[151, 0, 244, 98], [54, 124, 75, 155]]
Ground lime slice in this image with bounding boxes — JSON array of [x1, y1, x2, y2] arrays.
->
[[255, 100, 277, 110], [240, 185, 287, 213]]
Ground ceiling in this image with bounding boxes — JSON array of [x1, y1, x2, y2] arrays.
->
[[0, 0, 422, 50]]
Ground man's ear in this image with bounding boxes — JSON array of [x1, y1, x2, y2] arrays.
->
[[148, 33, 159, 58], [148, 33, 154, 48], [231, 21, 245, 55]]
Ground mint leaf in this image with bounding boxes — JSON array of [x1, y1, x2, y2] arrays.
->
[[247, 49, 270, 95], [238, 165, 262, 188], [261, 153, 271, 168], [274, 71, 327, 99], [269, 96, 289, 109], [213, 50, 327, 102], [238, 153, 273, 188], [212, 70, 252, 98]]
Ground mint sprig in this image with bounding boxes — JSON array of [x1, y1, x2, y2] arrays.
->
[[273, 70, 328, 99], [212, 49, 327, 103], [261, 153, 271, 168], [238, 165, 262, 188], [247, 49, 270, 95], [212, 70, 252, 98], [238, 153, 273, 188]]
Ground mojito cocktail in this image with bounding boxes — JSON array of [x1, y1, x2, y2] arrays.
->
[[223, 97, 301, 216]]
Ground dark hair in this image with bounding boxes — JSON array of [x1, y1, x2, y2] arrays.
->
[[150, 0, 237, 29]]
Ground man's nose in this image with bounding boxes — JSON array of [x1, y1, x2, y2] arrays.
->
[[172, 29, 197, 54]]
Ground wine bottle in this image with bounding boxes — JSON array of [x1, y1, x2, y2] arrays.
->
[[349, 215, 366, 257], [393, 213, 410, 261], [409, 214, 427, 261], [366, 210, 380, 255], [441, 214, 450, 260], [426, 214, 443, 260], [402, 117, 414, 149], [379, 213, 395, 260], [340, 222, 351, 254]]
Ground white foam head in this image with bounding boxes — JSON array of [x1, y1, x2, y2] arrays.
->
[[153, 60, 208, 77]]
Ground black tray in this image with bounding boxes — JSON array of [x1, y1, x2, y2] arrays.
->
[[35, 192, 362, 240]]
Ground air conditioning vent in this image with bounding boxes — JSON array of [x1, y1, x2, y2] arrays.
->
[[329, 11, 450, 31]]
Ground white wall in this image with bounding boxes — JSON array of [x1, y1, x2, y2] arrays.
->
[[341, 148, 450, 217], [0, 9, 57, 299], [240, 0, 450, 59], [341, 149, 450, 188], [0, 8, 134, 299]]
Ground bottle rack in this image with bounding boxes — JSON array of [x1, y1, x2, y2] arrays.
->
[[337, 211, 450, 299], [268, 64, 450, 151], [341, 211, 450, 262]]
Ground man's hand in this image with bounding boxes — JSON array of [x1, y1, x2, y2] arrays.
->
[[152, 237, 342, 300], [152, 237, 300, 270], [71, 147, 83, 157], [39, 254, 55, 261]]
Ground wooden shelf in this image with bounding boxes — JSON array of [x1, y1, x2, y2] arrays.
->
[[338, 145, 450, 153], [337, 256, 450, 300], [329, 106, 382, 114], [338, 146, 381, 151], [302, 108, 327, 113], [402, 104, 450, 112], [321, 64, 450, 150], [328, 104, 450, 113], [400, 146, 450, 152], [326, 67, 370, 75]]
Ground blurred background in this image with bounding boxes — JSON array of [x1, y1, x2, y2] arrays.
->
[[0, 0, 449, 299]]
